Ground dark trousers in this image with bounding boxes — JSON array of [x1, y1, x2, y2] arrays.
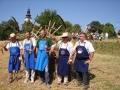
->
[[40, 71, 49, 84], [76, 71, 89, 85], [39, 67, 50, 85]]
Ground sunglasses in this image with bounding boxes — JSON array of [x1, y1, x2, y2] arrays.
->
[[62, 37, 68, 38]]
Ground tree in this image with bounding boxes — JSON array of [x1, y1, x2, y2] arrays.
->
[[36, 9, 66, 35], [103, 23, 115, 37], [0, 19, 17, 40], [90, 21, 103, 34], [22, 20, 33, 32], [72, 24, 81, 33], [7, 19, 18, 33], [64, 21, 72, 32]]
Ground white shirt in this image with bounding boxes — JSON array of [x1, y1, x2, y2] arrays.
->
[[6, 41, 23, 49], [52, 40, 73, 55], [105, 33, 108, 37], [73, 40, 95, 54], [23, 37, 36, 49]]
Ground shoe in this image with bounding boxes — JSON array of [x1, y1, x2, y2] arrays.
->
[[83, 85, 90, 90], [14, 77, 18, 81], [78, 81, 82, 86], [64, 82, 68, 86], [39, 81, 44, 84], [58, 83, 61, 85], [9, 78, 13, 84], [24, 79, 29, 83], [46, 84, 51, 88], [31, 80, 34, 84], [9, 80, 12, 84]]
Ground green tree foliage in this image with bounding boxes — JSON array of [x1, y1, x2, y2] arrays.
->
[[36, 9, 66, 35], [22, 20, 33, 32], [0, 19, 17, 40], [103, 23, 116, 37], [90, 21, 103, 34], [72, 24, 81, 33], [64, 21, 72, 32], [8, 19, 18, 31], [90, 21, 116, 38]]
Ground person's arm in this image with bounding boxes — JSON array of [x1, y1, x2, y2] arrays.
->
[[69, 42, 78, 60], [21, 40, 25, 55], [36, 39, 40, 55], [46, 38, 53, 51], [89, 52, 94, 60], [85, 42, 95, 64], [34, 39, 40, 62], [69, 50, 75, 59], [19, 41, 23, 55], [85, 52, 94, 64], [50, 40, 62, 52], [32, 37, 36, 53], [3, 42, 9, 51], [3, 45, 8, 51], [67, 42, 74, 64], [17, 41, 23, 61]]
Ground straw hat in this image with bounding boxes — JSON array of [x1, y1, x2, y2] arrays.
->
[[10, 33, 16, 38], [60, 32, 69, 37]]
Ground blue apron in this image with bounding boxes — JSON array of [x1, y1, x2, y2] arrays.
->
[[35, 40, 48, 71], [24, 43, 35, 70], [8, 43, 20, 72], [74, 43, 89, 72], [57, 45, 70, 76]]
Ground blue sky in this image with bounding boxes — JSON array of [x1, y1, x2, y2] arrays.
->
[[0, 0, 120, 32]]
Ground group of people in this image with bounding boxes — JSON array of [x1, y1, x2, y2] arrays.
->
[[93, 32, 108, 41], [3, 30, 95, 90]]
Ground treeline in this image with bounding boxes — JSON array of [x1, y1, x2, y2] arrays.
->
[[0, 9, 116, 40]]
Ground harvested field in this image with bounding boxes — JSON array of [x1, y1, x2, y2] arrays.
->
[[0, 41, 120, 90]]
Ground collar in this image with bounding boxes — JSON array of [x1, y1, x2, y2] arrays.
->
[[78, 40, 86, 43], [41, 37, 47, 40]]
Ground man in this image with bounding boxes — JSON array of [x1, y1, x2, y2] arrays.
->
[[69, 32, 95, 90], [117, 30, 120, 42], [3, 33, 22, 83], [35, 30, 52, 88], [22, 31, 36, 83], [51, 32, 73, 86], [105, 32, 108, 40]]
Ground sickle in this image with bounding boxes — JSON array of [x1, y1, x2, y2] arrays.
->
[[11, 16, 20, 32], [56, 14, 66, 29]]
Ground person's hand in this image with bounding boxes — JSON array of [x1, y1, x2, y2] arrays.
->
[[21, 52, 24, 56], [67, 59, 72, 65], [34, 58, 36, 62], [50, 47, 55, 52], [30, 49, 35, 54], [19, 56, 22, 61], [84, 59, 91, 64]]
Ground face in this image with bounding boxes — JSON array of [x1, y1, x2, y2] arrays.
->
[[62, 37, 69, 42], [79, 33, 86, 41], [40, 30, 46, 38], [25, 32, 31, 39], [11, 36, 16, 42]]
